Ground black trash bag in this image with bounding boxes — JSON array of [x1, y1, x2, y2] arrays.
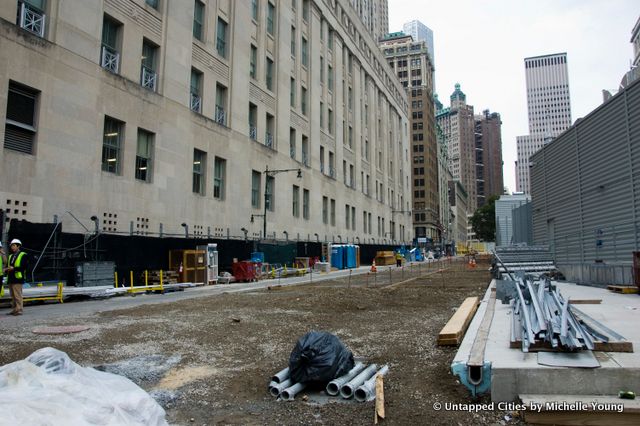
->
[[289, 331, 354, 384]]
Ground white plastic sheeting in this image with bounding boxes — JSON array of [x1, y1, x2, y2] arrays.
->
[[0, 348, 167, 426]]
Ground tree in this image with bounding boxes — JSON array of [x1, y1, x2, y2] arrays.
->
[[470, 195, 499, 241]]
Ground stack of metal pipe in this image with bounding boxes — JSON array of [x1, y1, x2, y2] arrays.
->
[[510, 277, 621, 352], [268, 363, 389, 402]]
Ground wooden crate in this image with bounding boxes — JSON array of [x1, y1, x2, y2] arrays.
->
[[169, 250, 206, 284]]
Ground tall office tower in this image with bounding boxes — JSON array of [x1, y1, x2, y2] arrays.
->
[[474, 110, 504, 208], [402, 20, 434, 65], [350, 0, 388, 41], [380, 32, 437, 241], [1, 0, 412, 244], [436, 84, 477, 213], [515, 52, 572, 193]]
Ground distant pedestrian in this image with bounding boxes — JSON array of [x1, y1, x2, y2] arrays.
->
[[395, 252, 403, 267], [4, 239, 28, 316]]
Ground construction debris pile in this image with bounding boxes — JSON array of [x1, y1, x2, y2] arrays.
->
[[268, 331, 389, 402], [268, 363, 389, 402], [509, 276, 627, 352]]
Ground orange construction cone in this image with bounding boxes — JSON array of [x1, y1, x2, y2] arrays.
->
[[370, 260, 377, 273]]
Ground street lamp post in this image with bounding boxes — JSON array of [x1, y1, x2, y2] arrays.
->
[[262, 165, 302, 240]]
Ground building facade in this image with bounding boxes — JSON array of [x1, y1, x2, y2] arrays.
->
[[448, 180, 468, 246], [474, 109, 503, 207], [349, 0, 387, 42], [516, 52, 572, 193], [495, 194, 530, 246], [380, 33, 437, 241], [436, 84, 476, 213], [1, 0, 412, 245], [531, 77, 640, 284], [402, 20, 434, 66]]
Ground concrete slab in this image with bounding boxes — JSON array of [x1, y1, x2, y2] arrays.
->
[[487, 281, 640, 402]]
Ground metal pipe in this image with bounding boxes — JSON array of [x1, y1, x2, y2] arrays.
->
[[354, 365, 389, 402], [326, 362, 365, 396], [515, 280, 536, 344], [271, 367, 290, 383], [340, 363, 377, 399], [280, 382, 306, 401], [269, 379, 292, 397]]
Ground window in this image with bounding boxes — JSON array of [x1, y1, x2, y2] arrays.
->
[[216, 18, 228, 58], [301, 36, 308, 67], [249, 103, 257, 140], [250, 45, 257, 79], [322, 196, 328, 224], [192, 149, 206, 195], [301, 135, 309, 166], [291, 26, 296, 57], [135, 129, 154, 182], [265, 113, 274, 148], [328, 108, 333, 134], [319, 145, 325, 173], [302, 0, 309, 21], [18, 0, 46, 37], [320, 102, 324, 128], [327, 29, 333, 50], [348, 87, 352, 110], [290, 78, 296, 107], [266, 175, 275, 211], [145, 0, 158, 9], [190, 68, 202, 112], [141, 39, 158, 91], [327, 65, 333, 91], [252, 0, 258, 20], [292, 185, 300, 217], [215, 83, 227, 125], [330, 199, 336, 226], [102, 116, 123, 174], [251, 170, 261, 208], [213, 157, 226, 199], [320, 56, 324, 83], [266, 57, 274, 90], [301, 87, 307, 115], [303, 189, 310, 219], [193, 0, 204, 41], [266, 2, 275, 36], [4, 81, 38, 155], [352, 206, 356, 231], [289, 127, 296, 159], [345, 204, 350, 229], [101, 15, 121, 73]]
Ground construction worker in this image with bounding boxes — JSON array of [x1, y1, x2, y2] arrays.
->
[[395, 251, 403, 267], [4, 239, 27, 316]]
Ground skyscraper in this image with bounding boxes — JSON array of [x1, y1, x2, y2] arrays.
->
[[402, 20, 434, 65], [350, 0, 388, 42], [516, 52, 572, 193], [474, 110, 504, 207]]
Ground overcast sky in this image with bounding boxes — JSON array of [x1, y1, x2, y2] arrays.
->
[[388, 0, 638, 193]]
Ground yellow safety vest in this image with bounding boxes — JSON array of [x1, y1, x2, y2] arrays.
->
[[10, 252, 25, 280]]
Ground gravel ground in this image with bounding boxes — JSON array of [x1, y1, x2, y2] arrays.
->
[[0, 260, 525, 425]]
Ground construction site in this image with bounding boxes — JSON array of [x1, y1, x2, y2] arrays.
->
[[1, 250, 639, 425]]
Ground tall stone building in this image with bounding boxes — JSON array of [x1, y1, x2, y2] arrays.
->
[[436, 84, 476, 214], [474, 109, 503, 207], [380, 32, 437, 241], [0, 0, 412, 244], [349, 0, 388, 42], [516, 52, 572, 193]]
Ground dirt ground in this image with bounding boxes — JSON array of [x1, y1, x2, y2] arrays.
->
[[0, 259, 525, 425]]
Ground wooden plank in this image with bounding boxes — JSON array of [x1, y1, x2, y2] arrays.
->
[[607, 286, 639, 294], [468, 289, 497, 366], [375, 374, 385, 423], [437, 297, 479, 346], [569, 299, 602, 304]]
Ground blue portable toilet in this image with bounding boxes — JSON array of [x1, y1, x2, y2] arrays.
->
[[331, 245, 344, 269], [345, 245, 356, 268]]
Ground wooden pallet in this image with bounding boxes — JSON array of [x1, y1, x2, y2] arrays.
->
[[607, 285, 639, 294], [437, 297, 480, 346]]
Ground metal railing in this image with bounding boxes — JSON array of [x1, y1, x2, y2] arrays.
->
[[215, 105, 226, 126], [140, 66, 157, 91], [19, 2, 45, 37], [329, 167, 336, 178], [249, 125, 257, 140], [265, 132, 273, 148], [190, 92, 201, 113], [302, 152, 309, 167], [101, 45, 120, 74], [290, 146, 296, 159]]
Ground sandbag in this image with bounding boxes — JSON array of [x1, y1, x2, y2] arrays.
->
[[289, 331, 354, 384]]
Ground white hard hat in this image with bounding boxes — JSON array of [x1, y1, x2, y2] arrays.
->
[[10, 239, 22, 246]]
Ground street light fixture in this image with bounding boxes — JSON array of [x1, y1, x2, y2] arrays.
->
[[181, 222, 188, 238], [262, 165, 302, 239], [314, 232, 319, 242]]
